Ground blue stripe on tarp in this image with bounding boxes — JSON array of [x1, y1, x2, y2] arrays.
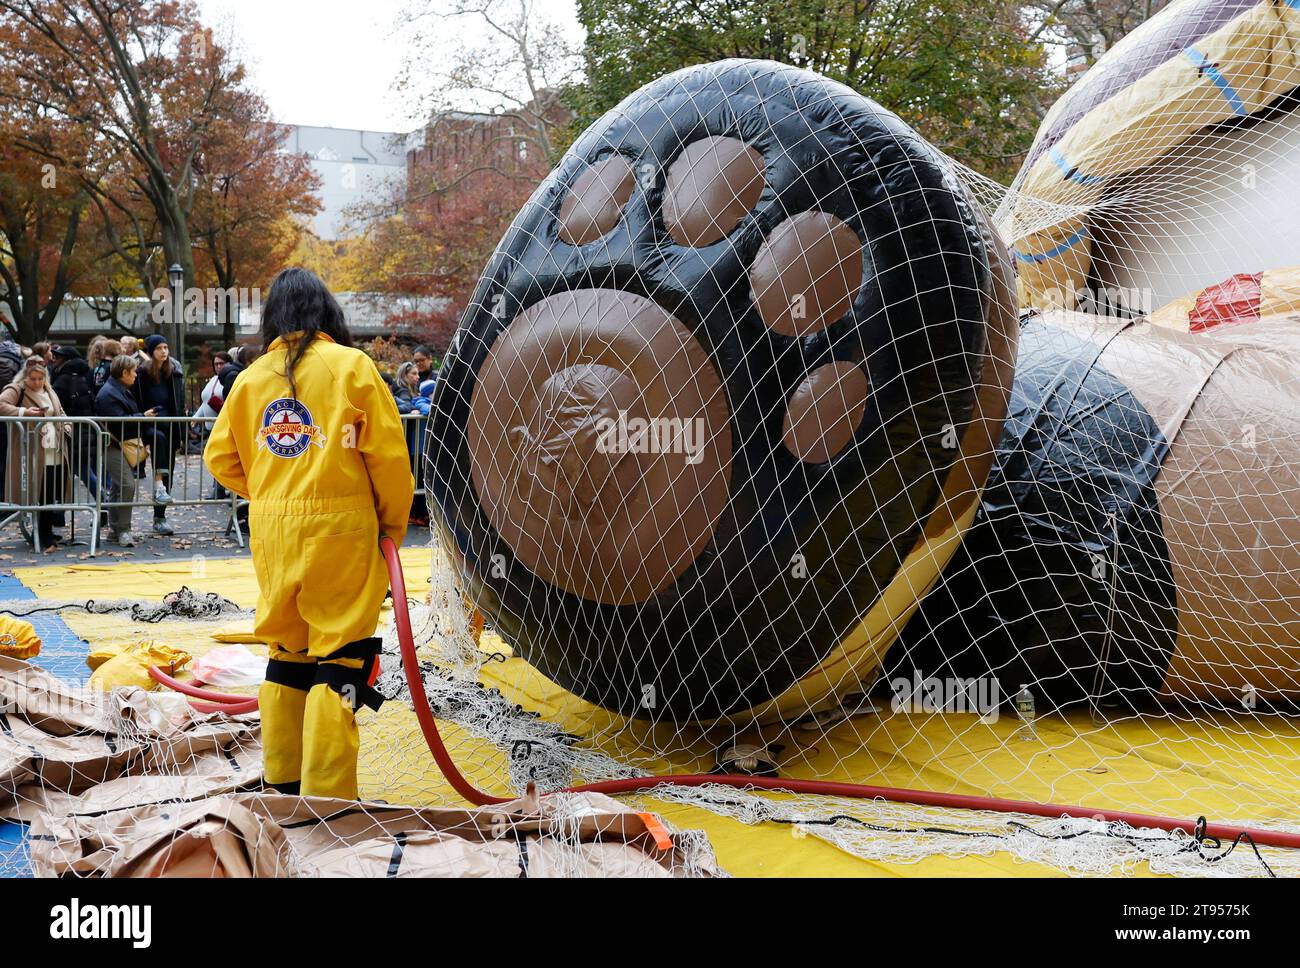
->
[[1012, 226, 1089, 264], [0, 821, 31, 878], [1183, 46, 1248, 116], [1049, 147, 1104, 186], [0, 571, 91, 685], [0, 568, 93, 877]]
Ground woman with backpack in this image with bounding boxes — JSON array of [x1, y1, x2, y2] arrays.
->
[[50, 345, 105, 508]]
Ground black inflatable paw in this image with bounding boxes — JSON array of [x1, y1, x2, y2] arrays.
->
[[429, 59, 1014, 722]]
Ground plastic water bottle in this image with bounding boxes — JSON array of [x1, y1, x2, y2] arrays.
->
[[1014, 684, 1036, 741]]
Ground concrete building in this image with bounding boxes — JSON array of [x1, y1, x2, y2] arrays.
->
[[277, 124, 418, 239]]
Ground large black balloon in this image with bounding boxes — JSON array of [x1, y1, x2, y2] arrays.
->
[[427, 59, 999, 722], [883, 317, 1177, 710]]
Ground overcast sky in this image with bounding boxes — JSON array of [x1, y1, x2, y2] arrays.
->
[[198, 0, 584, 133]]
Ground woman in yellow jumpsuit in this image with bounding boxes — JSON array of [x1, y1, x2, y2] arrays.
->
[[205, 268, 414, 799]]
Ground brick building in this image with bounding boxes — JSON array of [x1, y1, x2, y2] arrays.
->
[[405, 93, 573, 202]]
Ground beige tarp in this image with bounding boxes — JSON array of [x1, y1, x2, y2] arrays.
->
[[1, 655, 721, 877], [0, 654, 262, 822], [27, 789, 722, 877]]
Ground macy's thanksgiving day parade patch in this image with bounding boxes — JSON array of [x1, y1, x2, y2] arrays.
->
[[258, 398, 327, 458]]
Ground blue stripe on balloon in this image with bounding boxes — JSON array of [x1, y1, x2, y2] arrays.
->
[[1049, 147, 1104, 186], [1012, 226, 1089, 264], [1183, 47, 1248, 116]]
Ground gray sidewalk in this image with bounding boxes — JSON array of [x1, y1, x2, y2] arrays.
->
[[0, 496, 248, 568], [0, 497, 422, 570]]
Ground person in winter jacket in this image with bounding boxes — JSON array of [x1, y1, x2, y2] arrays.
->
[[50, 346, 104, 502], [89, 338, 121, 395], [391, 361, 421, 414], [93, 354, 148, 547], [119, 335, 144, 367], [404, 378, 438, 527], [205, 268, 414, 799], [217, 345, 246, 398], [0, 339, 23, 389], [86, 335, 107, 370], [412, 344, 435, 383], [0, 338, 25, 489], [413, 378, 436, 417], [194, 352, 232, 420], [0, 358, 72, 551], [133, 334, 184, 536]]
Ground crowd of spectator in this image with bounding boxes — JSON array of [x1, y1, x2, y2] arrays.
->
[[0, 333, 259, 550], [0, 332, 438, 551]]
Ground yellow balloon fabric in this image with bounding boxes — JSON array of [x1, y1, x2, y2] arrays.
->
[[87, 640, 193, 692], [0, 615, 41, 661]]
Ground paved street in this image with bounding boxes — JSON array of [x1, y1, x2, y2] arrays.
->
[[0, 496, 250, 570], [0, 452, 424, 572]]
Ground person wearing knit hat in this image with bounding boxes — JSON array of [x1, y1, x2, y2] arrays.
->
[[134, 335, 184, 536], [416, 378, 436, 410]]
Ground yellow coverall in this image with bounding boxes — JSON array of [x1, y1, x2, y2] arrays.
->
[[204, 332, 414, 799]]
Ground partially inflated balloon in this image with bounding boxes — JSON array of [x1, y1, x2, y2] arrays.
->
[[428, 59, 1016, 722]]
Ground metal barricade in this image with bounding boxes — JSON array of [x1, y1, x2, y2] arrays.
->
[[93, 415, 245, 554], [0, 414, 245, 556], [0, 411, 428, 556], [401, 412, 429, 509], [0, 415, 104, 554]]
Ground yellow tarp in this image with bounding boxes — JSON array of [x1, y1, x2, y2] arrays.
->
[[14, 550, 1300, 876]]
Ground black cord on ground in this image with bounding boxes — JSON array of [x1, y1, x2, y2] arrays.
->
[[760, 811, 1275, 876]]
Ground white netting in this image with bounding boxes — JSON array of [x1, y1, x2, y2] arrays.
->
[[336, 42, 1293, 876], [364, 544, 1297, 877], [400, 41, 1300, 876], [7, 3, 1300, 878]]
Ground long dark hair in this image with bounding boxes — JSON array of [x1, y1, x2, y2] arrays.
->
[[259, 267, 352, 398], [147, 351, 175, 383]]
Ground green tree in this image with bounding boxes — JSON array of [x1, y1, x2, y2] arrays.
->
[[0, 1, 248, 295], [575, 0, 1058, 180]]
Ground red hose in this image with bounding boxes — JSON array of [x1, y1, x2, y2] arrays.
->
[[387, 535, 512, 805], [149, 665, 255, 705], [380, 538, 1300, 850], [188, 696, 259, 715]]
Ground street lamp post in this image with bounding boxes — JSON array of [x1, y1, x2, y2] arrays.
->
[[167, 263, 184, 372]]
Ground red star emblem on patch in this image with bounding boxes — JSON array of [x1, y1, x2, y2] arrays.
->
[[272, 411, 299, 443]]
